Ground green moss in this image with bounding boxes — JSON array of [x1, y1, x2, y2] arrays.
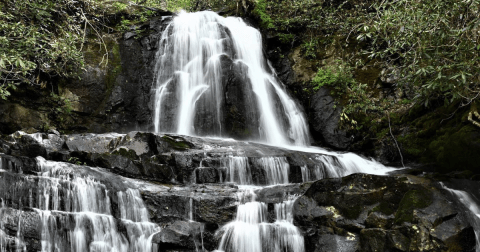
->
[[105, 41, 122, 94], [354, 67, 381, 86], [394, 189, 432, 224], [112, 147, 138, 160], [278, 33, 295, 44], [370, 201, 394, 216], [342, 204, 363, 219], [161, 135, 191, 150], [376, 128, 389, 139], [432, 124, 480, 173], [397, 133, 426, 158]]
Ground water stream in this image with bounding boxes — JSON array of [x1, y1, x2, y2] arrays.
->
[[153, 10, 309, 146], [440, 183, 480, 252], [151, 10, 397, 252], [33, 157, 159, 252]]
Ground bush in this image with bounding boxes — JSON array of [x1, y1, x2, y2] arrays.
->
[[355, 0, 480, 106], [312, 61, 381, 129], [312, 62, 354, 93]]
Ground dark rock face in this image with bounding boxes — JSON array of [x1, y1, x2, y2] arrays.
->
[[0, 15, 174, 135], [0, 130, 318, 251], [309, 87, 352, 150], [1, 131, 332, 185], [295, 174, 477, 252], [223, 60, 261, 140]]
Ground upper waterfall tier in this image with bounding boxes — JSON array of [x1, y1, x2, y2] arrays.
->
[[153, 11, 310, 146]]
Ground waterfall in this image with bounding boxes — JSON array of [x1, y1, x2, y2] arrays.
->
[[216, 191, 304, 252], [33, 157, 159, 252], [153, 11, 310, 146], [225, 156, 252, 185], [0, 198, 6, 252], [440, 183, 480, 251]]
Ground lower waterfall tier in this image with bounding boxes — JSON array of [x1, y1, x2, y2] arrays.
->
[[0, 130, 477, 252]]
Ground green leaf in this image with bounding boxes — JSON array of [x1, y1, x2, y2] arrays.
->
[[19, 59, 25, 68]]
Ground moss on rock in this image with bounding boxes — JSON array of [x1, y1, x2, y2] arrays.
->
[[394, 189, 432, 224]]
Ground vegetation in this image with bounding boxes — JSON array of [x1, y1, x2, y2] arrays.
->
[[0, 0, 220, 100], [1, 0, 479, 169], [311, 61, 381, 129], [0, 0, 85, 99], [357, 0, 480, 107], [254, 0, 480, 108]]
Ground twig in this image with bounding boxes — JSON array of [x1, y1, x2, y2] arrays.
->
[[79, 19, 87, 52], [80, 9, 109, 67], [387, 113, 405, 167], [440, 105, 459, 124]]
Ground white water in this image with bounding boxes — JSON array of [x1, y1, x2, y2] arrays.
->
[[440, 183, 480, 252], [256, 157, 290, 185], [224, 156, 252, 185], [220, 152, 393, 186], [34, 157, 159, 252], [118, 189, 160, 252], [153, 11, 310, 146], [216, 191, 304, 252], [0, 199, 6, 252], [272, 143, 396, 181]]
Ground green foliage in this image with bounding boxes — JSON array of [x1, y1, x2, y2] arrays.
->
[[355, 0, 480, 106], [67, 156, 85, 165], [0, 0, 85, 99], [253, 0, 275, 29], [118, 18, 133, 32], [278, 33, 295, 44], [301, 38, 319, 59], [0, 0, 174, 100], [312, 63, 353, 92], [259, 0, 480, 108], [112, 2, 128, 12], [165, 0, 194, 11], [312, 61, 382, 129], [51, 93, 74, 117]]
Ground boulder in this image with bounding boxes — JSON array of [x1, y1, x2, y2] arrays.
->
[[294, 174, 477, 252]]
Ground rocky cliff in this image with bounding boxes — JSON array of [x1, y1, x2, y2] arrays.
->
[[0, 130, 477, 251]]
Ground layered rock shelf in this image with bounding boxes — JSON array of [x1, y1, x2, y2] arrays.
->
[[0, 131, 476, 251]]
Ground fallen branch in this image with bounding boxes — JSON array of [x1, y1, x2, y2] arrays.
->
[[387, 113, 405, 167]]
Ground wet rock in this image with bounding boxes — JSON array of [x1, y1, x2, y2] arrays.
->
[[360, 228, 387, 252], [2, 130, 335, 185], [295, 174, 476, 252], [223, 60, 261, 140], [314, 234, 358, 252], [195, 167, 223, 184], [153, 220, 201, 250], [0, 207, 41, 252], [309, 87, 351, 150], [0, 103, 45, 135], [365, 212, 392, 229], [386, 229, 410, 251], [2, 129, 478, 252]]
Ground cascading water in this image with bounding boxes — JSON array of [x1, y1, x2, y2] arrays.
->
[[0, 198, 6, 252], [216, 191, 304, 252], [224, 156, 251, 185], [153, 11, 310, 146], [440, 183, 480, 252], [33, 157, 159, 252]]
